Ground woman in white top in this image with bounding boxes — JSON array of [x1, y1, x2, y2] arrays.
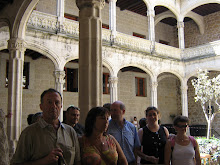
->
[[164, 116, 201, 165]]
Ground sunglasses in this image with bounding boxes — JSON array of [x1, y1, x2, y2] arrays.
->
[[176, 124, 188, 128]]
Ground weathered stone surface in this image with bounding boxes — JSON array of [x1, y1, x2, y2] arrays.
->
[[0, 109, 10, 165]]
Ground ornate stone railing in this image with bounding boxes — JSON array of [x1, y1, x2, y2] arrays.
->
[[114, 32, 152, 53], [27, 10, 58, 32], [183, 40, 220, 61], [155, 42, 181, 60], [60, 18, 79, 37], [26, 10, 220, 61], [0, 27, 9, 49]]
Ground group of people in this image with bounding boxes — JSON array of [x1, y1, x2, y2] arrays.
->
[[10, 88, 201, 165]]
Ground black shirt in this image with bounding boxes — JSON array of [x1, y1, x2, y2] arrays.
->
[[73, 123, 85, 137], [140, 126, 167, 164]]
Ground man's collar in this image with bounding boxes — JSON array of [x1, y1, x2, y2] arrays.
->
[[111, 118, 126, 126], [38, 117, 65, 129]]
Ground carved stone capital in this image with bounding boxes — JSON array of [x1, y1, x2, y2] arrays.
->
[[151, 82, 158, 88], [54, 70, 66, 84], [8, 38, 26, 52], [108, 0, 117, 3], [177, 21, 184, 28], [109, 76, 118, 84], [181, 85, 188, 93], [76, 0, 105, 10], [147, 9, 155, 17]]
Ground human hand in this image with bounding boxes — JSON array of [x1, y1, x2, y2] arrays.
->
[[44, 148, 63, 164], [148, 156, 159, 164]]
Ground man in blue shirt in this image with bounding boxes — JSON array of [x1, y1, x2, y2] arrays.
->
[[107, 101, 141, 165]]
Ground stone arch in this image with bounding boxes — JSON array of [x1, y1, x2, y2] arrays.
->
[[154, 2, 179, 19], [26, 41, 60, 70], [157, 73, 178, 83], [0, 0, 40, 38], [157, 70, 183, 83], [186, 68, 220, 80], [65, 58, 79, 64], [0, 19, 10, 29], [155, 10, 176, 26], [117, 63, 155, 81], [142, 0, 152, 9], [184, 11, 205, 34], [103, 59, 114, 77], [182, 1, 220, 17]]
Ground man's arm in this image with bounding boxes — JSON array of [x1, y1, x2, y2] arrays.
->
[[13, 148, 63, 165]]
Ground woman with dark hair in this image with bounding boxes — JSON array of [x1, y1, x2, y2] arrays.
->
[[79, 107, 127, 165], [137, 106, 169, 164], [164, 116, 201, 165]]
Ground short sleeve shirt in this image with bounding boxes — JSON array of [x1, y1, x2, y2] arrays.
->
[[11, 118, 80, 165], [107, 119, 141, 163]]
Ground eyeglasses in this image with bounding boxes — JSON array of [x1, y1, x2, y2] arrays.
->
[[176, 124, 188, 128]]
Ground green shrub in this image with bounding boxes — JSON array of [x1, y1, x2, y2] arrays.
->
[[195, 136, 220, 162]]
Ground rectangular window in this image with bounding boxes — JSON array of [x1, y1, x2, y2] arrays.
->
[[135, 77, 146, 96], [102, 24, 109, 29], [159, 40, 169, 45], [103, 73, 110, 94], [64, 13, 79, 21], [6, 61, 30, 89], [133, 32, 146, 39], [64, 67, 78, 92]]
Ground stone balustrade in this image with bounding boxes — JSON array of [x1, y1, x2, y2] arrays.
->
[[183, 40, 220, 61], [114, 32, 152, 53], [155, 42, 182, 60], [11, 10, 220, 61], [27, 10, 58, 32]]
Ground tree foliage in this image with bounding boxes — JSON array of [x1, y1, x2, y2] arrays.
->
[[191, 69, 220, 139]]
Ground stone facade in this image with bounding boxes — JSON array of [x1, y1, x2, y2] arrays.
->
[[185, 11, 220, 48], [0, 0, 220, 153]]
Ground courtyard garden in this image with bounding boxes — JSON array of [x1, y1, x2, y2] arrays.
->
[[195, 137, 220, 165]]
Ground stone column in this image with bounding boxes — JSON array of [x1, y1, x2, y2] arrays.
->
[[0, 109, 10, 165], [54, 70, 65, 121], [151, 81, 158, 107], [147, 9, 155, 42], [181, 85, 188, 117], [109, 76, 118, 103], [57, 0, 65, 32], [177, 21, 185, 49], [76, 0, 105, 124], [109, 0, 117, 42], [7, 38, 26, 156]]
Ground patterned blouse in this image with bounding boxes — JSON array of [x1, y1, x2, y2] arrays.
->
[[80, 135, 118, 165]]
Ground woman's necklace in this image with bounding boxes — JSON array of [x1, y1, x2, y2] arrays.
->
[[92, 136, 105, 146], [176, 135, 187, 142]]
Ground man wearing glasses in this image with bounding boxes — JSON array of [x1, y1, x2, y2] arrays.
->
[[64, 105, 85, 137]]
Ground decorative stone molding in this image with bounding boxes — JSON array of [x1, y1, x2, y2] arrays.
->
[[8, 38, 26, 52], [109, 76, 118, 84], [114, 32, 152, 53], [151, 82, 158, 88], [102, 28, 111, 43], [27, 11, 58, 32], [61, 19, 79, 36], [177, 21, 184, 28], [25, 10, 220, 62], [54, 70, 65, 84], [183, 40, 220, 61], [76, 0, 105, 10], [154, 42, 181, 60], [147, 9, 155, 17]]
